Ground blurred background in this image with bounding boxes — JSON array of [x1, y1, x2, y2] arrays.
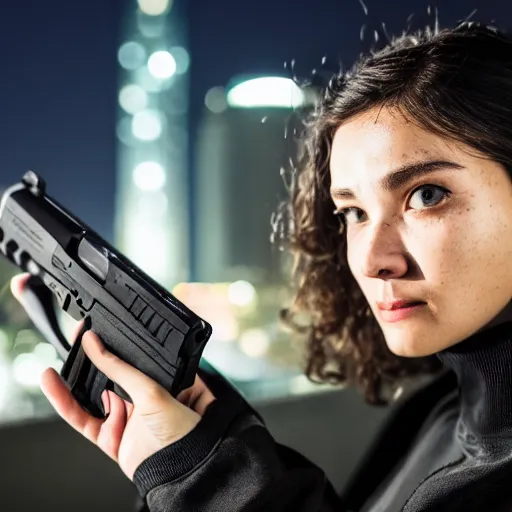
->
[[0, 0, 506, 510]]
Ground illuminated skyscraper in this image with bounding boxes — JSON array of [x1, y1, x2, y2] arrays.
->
[[115, 0, 190, 289], [194, 77, 312, 283]]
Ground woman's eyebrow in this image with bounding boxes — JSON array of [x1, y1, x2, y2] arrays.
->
[[330, 160, 465, 199]]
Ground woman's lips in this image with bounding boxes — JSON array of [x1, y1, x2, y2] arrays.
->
[[377, 302, 426, 323]]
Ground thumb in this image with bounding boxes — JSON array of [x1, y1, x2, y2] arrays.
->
[[81, 331, 167, 405]]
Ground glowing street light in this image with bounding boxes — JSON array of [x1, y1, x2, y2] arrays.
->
[[227, 77, 304, 108]]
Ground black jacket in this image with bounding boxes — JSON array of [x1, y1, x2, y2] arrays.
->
[[134, 321, 512, 511]]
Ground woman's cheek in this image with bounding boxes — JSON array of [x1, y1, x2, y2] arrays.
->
[[409, 221, 465, 284]]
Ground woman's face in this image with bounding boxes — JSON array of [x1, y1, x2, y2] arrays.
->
[[329, 106, 512, 357]]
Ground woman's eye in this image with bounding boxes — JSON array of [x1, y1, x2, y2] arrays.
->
[[334, 185, 450, 226], [408, 185, 450, 210], [335, 207, 366, 226]]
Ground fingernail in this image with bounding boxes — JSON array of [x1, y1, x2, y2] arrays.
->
[[101, 390, 110, 415]]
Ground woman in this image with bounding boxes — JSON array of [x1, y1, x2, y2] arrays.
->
[[11, 20, 512, 511]]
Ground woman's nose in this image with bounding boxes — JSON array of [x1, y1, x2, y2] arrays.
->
[[358, 222, 408, 280]]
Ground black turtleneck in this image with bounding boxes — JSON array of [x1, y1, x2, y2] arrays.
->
[[133, 322, 512, 512], [362, 321, 512, 512], [439, 321, 512, 439]]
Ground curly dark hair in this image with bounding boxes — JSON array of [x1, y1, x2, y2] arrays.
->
[[277, 21, 512, 405]]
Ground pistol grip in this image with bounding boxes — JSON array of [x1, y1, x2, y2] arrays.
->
[[61, 319, 131, 418], [21, 277, 129, 418]]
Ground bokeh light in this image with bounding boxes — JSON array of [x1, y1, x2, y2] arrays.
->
[[205, 86, 228, 113], [227, 77, 304, 108], [137, 0, 171, 16], [118, 41, 146, 71], [12, 353, 45, 388], [171, 46, 190, 75], [132, 161, 166, 191], [119, 84, 148, 114], [239, 329, 270, 358], [148, 50, 177, 79], [132, 110, 163, 141], [228, 280, 256, 307], [33, 343, 58, 364]]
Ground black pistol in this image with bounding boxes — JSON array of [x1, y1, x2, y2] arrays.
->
[[0, 171, 212, 418]]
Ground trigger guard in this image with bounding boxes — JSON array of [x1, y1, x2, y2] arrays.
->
[[21, 275, 72, 360]]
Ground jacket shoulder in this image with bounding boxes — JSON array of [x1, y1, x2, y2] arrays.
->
[[341, 370, 458, 511]]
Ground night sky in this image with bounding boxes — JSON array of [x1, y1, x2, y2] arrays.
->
[[0, 0, 507, 244]]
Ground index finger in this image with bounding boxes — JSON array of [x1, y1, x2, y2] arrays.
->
[[81, 331, 168, 405]]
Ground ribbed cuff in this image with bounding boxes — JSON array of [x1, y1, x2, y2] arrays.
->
[[133, 391, 247, 496]]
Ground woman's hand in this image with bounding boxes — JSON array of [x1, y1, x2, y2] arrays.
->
[[10, 274, 216, 480]]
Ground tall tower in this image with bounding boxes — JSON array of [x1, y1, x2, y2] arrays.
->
[[115, 0, 190, 289]]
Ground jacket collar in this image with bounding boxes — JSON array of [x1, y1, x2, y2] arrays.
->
[[437, 321, 512, 452]]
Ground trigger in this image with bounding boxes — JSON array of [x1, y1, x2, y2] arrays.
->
[[41, 273, 83, 321], [41, 273, 72, 310], [20, 275, 72, 360]]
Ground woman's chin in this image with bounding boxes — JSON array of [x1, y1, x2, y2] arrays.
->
[[384, 334, 439, 358]]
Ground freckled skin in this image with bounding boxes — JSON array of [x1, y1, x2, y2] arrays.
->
[[329, 107, 512, 357]]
